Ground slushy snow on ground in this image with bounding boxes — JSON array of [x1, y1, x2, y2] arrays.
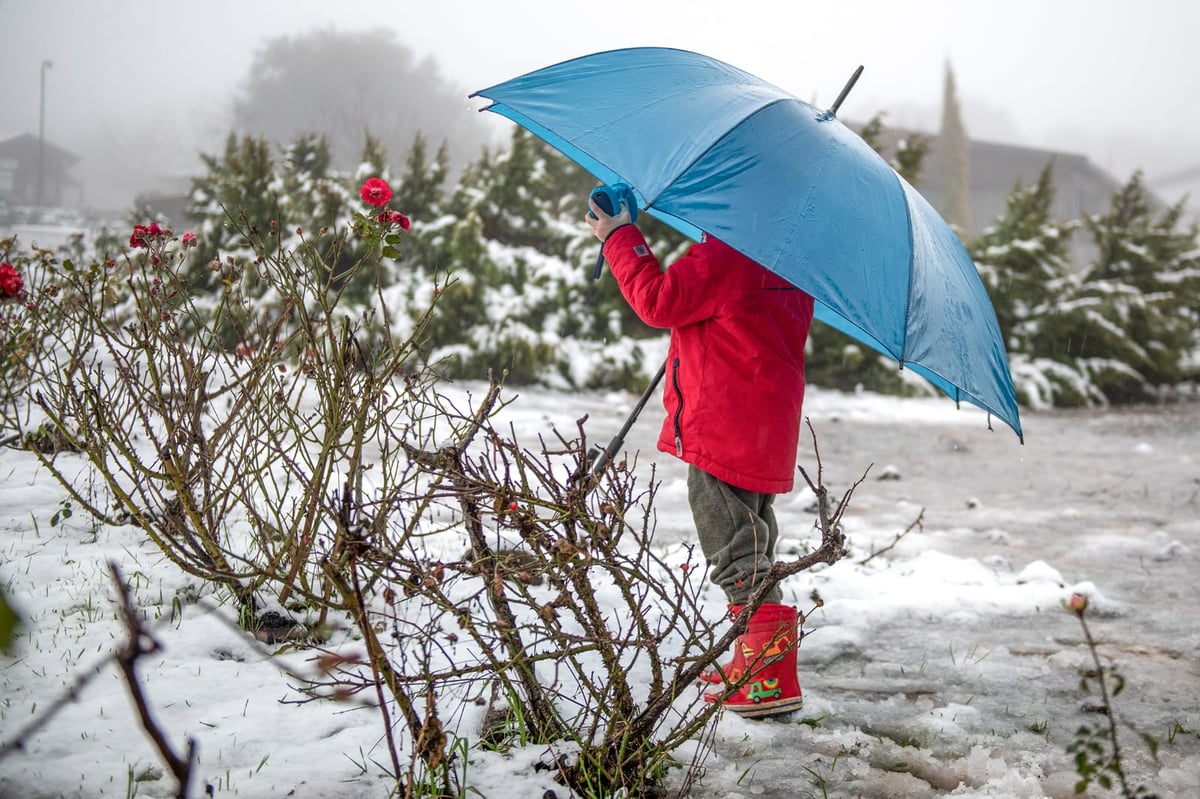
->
[[2, 384, 1198, 798]]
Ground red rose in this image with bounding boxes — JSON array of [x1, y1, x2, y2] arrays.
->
[[376, 209, 411, 230], [181, 232, 197, 248], [130, 223, 159, 248], [130, 222, 166, 248], [0, 262, 22, 298], [359, 177, 393, 208]]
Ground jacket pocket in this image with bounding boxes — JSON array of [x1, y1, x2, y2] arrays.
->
[[671, 357, 683, 456]]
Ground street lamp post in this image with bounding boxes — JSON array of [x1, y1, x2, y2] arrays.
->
[[36, 59, 52, 209]]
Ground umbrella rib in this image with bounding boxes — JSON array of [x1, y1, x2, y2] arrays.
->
[[894, 166, 916, 374]]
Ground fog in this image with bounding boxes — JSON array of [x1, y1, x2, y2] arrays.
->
[[3, 0, 1199, 217]]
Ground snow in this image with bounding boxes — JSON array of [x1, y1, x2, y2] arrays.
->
[[2, 384, 1198, 798]]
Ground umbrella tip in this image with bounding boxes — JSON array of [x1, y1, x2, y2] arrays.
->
[[828, 65, 865, 116]]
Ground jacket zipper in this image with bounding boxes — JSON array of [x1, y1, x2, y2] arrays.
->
[[671, 357, 684, 456]]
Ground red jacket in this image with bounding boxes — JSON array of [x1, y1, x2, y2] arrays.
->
[[602, 225, 814, 494]]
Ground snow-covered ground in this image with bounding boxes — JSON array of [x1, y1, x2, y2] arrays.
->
[[1, 384, 1197, 798]]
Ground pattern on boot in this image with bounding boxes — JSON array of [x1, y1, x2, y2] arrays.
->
[[702, 603, 803, 719]]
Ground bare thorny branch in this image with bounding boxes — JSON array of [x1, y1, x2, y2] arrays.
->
[[0, 563, 200, 798], [6, 215, 878, 797], [860, 507, 926, 566], [107, 561, 198, 799]]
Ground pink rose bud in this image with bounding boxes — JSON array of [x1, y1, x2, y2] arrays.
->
[[1065, 593, 1089, 614]]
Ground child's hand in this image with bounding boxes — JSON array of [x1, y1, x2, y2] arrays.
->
[[586, 197, 633, 241]]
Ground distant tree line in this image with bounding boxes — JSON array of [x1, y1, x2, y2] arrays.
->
[[156, 28, 1200, 409], [173, 121, 1199, 410]]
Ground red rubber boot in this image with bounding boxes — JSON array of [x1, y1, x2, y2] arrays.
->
[[702, 603, 803, 718]]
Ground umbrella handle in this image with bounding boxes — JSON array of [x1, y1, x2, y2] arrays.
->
[[593, 247, 605, 279], [572, 359, 667, 486], [829, 65, 864, 116]]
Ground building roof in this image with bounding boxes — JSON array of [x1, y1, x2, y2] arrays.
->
[[0, 132, 80, 167]]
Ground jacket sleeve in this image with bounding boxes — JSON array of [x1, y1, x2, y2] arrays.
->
[[601, 225, 722, 329]]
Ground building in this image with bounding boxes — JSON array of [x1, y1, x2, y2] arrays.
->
[[918, 136, 1128, 238], [0, 132, 82, 208], [861, 121, 1145, 268]]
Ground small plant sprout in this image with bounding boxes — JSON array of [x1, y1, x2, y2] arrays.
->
[[1063, 591, 1160, 799]]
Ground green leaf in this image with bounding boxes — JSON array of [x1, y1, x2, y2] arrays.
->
[[1141, 731, 1160, 760], [0, 589, 20, 654], [382, 246, 404, 261]]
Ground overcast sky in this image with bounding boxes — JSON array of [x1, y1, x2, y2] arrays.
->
[[3, 0, 1198, 212]]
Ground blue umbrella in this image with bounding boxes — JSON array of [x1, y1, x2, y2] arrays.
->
[[471, 47, 1023, 440]]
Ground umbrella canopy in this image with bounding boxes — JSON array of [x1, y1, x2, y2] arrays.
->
[[471, 47, 1023, 440]]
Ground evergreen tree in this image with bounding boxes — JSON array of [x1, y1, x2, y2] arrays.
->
[[356, 133, 392, 183], [939, 62, 972, 233], [276, 134, 350, 237], [970, 164, 1076, 353], [451, 129, 579, 255], [187, 134, 279, 278], [966, 164, 1114, 407], [416, 131, 652, 389], [858, 113, 929, 185], [393, 132, 449, 222], [1077, 172, 1200, 395]]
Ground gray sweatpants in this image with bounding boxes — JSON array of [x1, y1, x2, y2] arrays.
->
[[687, 465, 783, 606]]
